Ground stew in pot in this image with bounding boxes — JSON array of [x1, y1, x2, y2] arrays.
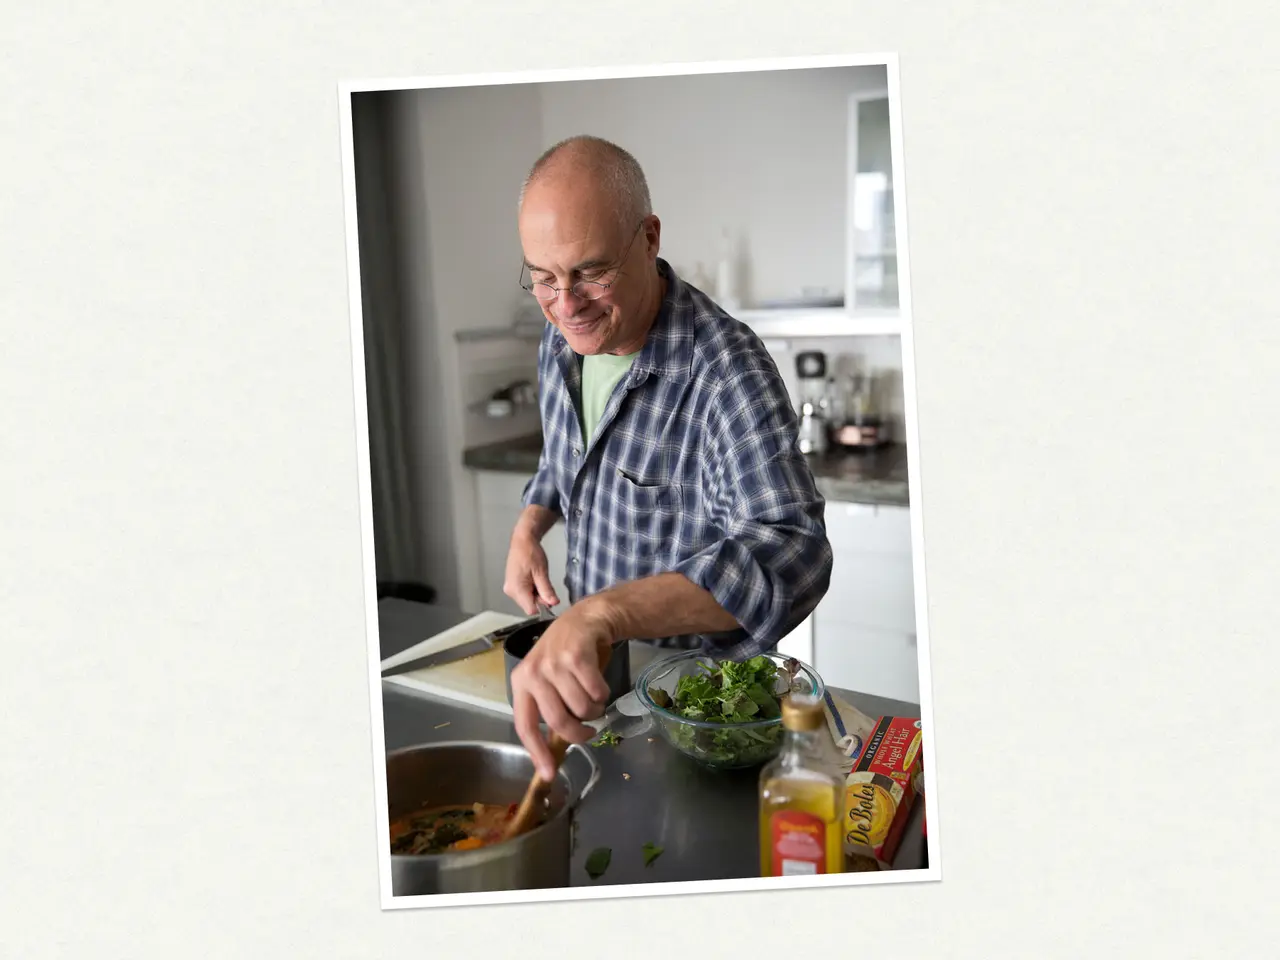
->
[[389, 802, 544, 855]]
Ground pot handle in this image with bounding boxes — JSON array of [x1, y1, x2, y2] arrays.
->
[[565, 742, 601, 808]]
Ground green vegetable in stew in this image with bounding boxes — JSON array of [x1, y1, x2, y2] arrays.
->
[[649, 655, 794, 767]]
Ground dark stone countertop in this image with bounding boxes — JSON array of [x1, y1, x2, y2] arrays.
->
[[463, 434, 910, 507]]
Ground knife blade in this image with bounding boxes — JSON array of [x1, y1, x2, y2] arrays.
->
[[380, 616, 539, 678]]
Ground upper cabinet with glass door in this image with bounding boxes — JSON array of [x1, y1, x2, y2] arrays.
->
[[846, 93, 899, 313], [737, 87, 902, 339]]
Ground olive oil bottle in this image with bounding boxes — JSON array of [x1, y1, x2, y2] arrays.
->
[[759, 695, 844, 876]]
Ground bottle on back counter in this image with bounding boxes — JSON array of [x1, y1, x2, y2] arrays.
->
[[758, 695, 845, 877]]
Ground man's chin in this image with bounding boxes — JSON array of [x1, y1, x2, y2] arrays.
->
[[557, 317, 610, 354]]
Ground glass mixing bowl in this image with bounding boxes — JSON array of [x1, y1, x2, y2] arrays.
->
[[634, 650, 826, 771]]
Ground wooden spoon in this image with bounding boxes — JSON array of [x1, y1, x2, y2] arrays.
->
[[503, 640, 613, 841]]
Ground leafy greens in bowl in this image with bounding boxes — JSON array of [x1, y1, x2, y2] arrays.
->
[[634, 650, 825, 770]]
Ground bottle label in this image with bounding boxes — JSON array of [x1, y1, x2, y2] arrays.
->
[[768, 810, 828, 876]]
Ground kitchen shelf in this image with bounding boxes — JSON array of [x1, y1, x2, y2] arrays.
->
[[734, 306, 902, 338], [455, 324, 544, 343]]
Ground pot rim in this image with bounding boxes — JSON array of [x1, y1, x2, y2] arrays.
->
[[500, 620, 552, 660], [386, 739, 599, 863]]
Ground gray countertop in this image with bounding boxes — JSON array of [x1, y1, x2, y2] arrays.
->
[[462, 433, 910, 507], [378, 599, 927, 893]]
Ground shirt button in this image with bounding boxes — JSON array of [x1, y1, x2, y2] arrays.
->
[[571, 447, 580, 458], [570, 557, 578, 566], [574, 508, 583, 518]]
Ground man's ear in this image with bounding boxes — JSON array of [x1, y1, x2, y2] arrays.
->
[[645, 214, 662, 258]]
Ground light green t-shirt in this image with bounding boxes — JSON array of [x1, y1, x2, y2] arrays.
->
[[579, 350, 640, 446]]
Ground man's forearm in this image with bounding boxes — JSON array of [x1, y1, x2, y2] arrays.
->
[[513, 504, 560, 543], [576, 572, 740, 643]]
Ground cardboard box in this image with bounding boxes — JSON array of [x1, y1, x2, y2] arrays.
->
[[842, 715, 923, 869]]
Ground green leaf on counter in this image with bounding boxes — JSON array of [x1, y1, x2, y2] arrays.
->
[[591, 730, 621, 747], [642, 842, 664, 867], [585, 847, 612, 880]]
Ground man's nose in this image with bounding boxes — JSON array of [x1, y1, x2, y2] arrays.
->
[[555, 286, 586, 314]]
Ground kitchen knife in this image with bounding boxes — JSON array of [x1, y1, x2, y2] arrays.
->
[[381, 617, 537, 677]]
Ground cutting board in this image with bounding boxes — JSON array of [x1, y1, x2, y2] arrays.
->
[[380, 610, 526, 716]]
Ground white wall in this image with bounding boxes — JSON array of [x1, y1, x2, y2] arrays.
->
[[387, 83, 543, 610], [537, 65, 888, 306]]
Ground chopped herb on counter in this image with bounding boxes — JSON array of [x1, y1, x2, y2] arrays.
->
[[642, 842, 664, 867], [585, 847, 612, 880], [591, 730, 621, 747]]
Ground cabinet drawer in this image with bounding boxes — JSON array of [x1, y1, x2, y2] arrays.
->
[[819, 553, 916, 634], [813, 621, 920, 705], [823, 502, 913, 557]]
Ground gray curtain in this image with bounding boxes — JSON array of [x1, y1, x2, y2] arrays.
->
[[351, 93, 420, 586]]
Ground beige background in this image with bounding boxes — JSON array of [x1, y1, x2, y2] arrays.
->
[[3, 2, 1278, 957]]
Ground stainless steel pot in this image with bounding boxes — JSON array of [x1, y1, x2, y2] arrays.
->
[[386, 740, 600, 896]]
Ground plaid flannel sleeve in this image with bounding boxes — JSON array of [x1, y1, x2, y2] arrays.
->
[[671, 367, 833, 656], [521, 442, 563, 517], [520, 333, 564, 518]]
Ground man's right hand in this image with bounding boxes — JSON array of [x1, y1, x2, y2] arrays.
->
[[503, 530, 561, 615]]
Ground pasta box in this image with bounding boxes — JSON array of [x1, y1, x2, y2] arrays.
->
[[842, 715, 923, 869]]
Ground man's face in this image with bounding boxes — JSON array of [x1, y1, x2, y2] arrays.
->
[[518, 176, 660, 356]]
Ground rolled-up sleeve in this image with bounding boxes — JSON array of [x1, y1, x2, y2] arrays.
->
[[671, 368, 833, 656], [521, 446, 563, 516]]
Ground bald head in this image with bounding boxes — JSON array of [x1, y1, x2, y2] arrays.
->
[[518, 135, 651, 232], [515, 135, 665, 357]]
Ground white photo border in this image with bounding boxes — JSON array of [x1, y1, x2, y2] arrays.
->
[[334, 50, 941, 911]]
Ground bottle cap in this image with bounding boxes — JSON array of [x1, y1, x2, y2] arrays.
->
[[781, 694, 825, 732]]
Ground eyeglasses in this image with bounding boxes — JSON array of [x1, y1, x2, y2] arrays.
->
[[519, 220, 645, 302]]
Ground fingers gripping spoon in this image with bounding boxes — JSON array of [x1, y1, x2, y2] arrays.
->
[[503, 614, 612, 842]]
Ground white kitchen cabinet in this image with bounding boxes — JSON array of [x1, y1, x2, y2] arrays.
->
[[813, 501, 921, 705], [473, 470, 567, 617]]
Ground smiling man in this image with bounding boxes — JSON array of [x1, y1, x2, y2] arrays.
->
[[504, 135, 833, 780]]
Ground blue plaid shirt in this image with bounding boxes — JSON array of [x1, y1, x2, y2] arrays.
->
[[522, 260, 833, 657]]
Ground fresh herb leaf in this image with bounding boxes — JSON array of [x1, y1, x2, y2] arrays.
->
[[585, 846, 612, 880], [657, 656, 792, 767], [591, 730, 621, 747], [642, 842, 664, 867]]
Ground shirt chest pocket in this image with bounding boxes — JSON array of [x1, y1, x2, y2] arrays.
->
[[612, 470, 693, 558]]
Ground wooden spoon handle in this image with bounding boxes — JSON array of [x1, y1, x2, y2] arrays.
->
[[504, 642, 613, 840]]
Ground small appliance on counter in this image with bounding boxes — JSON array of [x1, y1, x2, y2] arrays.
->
[[832, 367, 889, 451], [794, 351, 891, 454], [795, 351, 830, 455]]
